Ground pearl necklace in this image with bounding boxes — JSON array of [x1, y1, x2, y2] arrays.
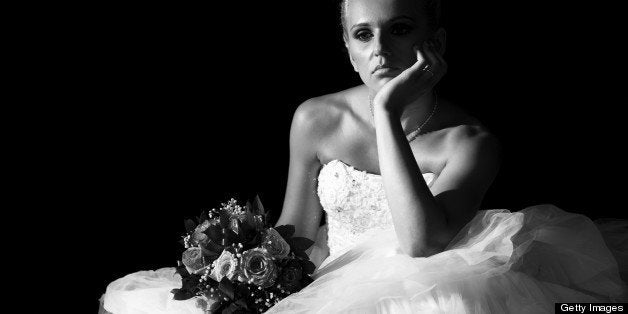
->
[[369, 93, 439, 143]]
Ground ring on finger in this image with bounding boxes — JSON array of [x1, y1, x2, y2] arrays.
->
[[423, 65, 434, 76]]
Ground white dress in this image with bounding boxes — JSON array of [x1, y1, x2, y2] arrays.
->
[[102, 159, 628, 313]]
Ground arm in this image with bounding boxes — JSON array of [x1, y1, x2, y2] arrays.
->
[[374, 117, 501, 257], [275, 100, 326, 244], [373, 40, 501, 257]]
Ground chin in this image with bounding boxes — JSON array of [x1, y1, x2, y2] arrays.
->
[[369, 77, 394, 89]]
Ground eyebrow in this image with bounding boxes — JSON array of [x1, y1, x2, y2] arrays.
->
[[349, 15, 415, 32]]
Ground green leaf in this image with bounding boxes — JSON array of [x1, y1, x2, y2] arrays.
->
[[209, 301, 228, 314], [219, 212, 231, 229], [200, 246, 221, 261], [225, 227, 242, 243], [218, 277, 235, 300], [199, 210, 209, 223], [234, 285, 249, 298], [294, 250, 309, 259], [174, 264, 190, 277], [206, 225, 223, 244], [300, 260, 316, 275], [221, 303, 240, 314], [301, 274, 314, 286], [221, 230, 234, 247], [287, 236, 314, 251], [182, 274, 201, 289], [204, 239, 224, 255], [240, 219, 255, 237], [244, 232, 261, 250], [252, 194, 265, 215], [229, 220, 242, 238], [185, 219, 197, 233], [234, 298, 248, 309], [171, 288, 195, 300], [275, 225, 295, 239]]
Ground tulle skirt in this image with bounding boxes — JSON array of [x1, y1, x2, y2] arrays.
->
[[102, 205, 627, 314], [100, 267, 202, 314]]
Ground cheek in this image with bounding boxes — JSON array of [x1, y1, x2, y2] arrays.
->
[[392, 41, 421, 67], [348, 47, 370, 70], [352, 54, 371, 79]]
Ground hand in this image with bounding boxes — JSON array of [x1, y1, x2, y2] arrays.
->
[[372, 39, 447, 116]]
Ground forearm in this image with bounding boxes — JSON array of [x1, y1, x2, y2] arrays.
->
[[373, 108, 448, 257]]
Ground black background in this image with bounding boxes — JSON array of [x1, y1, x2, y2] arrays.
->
[[48, 1, 625, 311]]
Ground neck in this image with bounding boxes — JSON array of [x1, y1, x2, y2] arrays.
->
[[398, 91, 435, 132], [366, 89, 436, 134]]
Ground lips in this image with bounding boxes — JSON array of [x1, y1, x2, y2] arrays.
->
[[372, 65, 400, 74]]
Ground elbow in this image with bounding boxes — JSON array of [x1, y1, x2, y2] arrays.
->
[[402, 232, 454, 258], [403, 242, 446, 258]]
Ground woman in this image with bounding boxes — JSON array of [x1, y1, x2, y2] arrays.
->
[[276, 0, 497, 264], [268, 0, 627, 311], [102, 0, 627, 312]]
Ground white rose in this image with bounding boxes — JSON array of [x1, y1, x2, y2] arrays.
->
[[210, 250, 239, 282], [261, 228, 291, 259], [239, 248, 278, 288], [182, 247, 207, 274]]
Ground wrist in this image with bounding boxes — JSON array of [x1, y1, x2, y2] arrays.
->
[[372, 102, 400, 119]]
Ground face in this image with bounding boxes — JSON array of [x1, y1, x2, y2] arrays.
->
[[344, 0, 435, 90]]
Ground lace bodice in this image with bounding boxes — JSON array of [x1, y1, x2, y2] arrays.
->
[[317, 159, 435, 259]]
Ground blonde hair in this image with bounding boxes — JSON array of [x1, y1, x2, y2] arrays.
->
[[339, 0, 442, 37]]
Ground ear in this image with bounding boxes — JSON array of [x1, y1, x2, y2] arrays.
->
[[432, 27, 447, 55], [344, 40, 359, 72]]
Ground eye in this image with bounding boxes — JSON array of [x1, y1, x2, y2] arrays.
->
[[391, 23, 413, 36], [353, 29, 373, 42]]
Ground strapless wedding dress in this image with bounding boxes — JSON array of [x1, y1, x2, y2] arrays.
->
[[102, 159, 628, 314]]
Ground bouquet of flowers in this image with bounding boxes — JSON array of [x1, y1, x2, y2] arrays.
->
[[171, 196, 316, 313]]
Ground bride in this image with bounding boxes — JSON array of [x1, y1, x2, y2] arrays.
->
[[102, 0, 627, 312]]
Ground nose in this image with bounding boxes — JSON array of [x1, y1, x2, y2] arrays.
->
[[373, 33, 391, 57]]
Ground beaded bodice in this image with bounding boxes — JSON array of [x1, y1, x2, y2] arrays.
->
[[317, 159, 435, 259]]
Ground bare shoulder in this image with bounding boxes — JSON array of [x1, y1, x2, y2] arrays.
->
[[291, 88, 360, 140], [422, 103, 502, 199], [290, 88, 357, 156], [439, 124, 502, 180], [429, 100, 501, 156], [292, 96, 341, 133], [446, 125, 500, 152]]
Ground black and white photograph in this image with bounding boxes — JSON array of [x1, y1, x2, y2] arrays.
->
[[75, 0, 628, 312]]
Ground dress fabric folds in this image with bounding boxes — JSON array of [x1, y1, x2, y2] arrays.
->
[[268, 206, 627, 313], [102, 160, 627, 313]]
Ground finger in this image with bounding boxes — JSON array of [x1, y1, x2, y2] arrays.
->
[[432, 44, 446, 65], [422, 43, 448, 82], [422, 41, 441, 70], [427, 41, 448, 74], [411, 43, 429, 69], [409, 64, 435, 86], [407, 43, 436, 82], [393, 46, 425, 85], [404, 44, 430, 82], [431, 53, 447, 76]]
